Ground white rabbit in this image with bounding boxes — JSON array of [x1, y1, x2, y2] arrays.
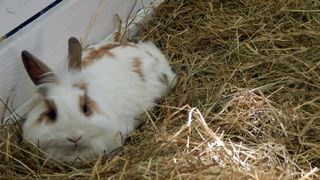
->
[[21, 37, 176, 162]]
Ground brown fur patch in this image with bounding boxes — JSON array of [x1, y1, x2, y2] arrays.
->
[[79, 94, 101, 116], [73, 81, 87, 91], [132, 57, 145, 81], [82, 43, 121, 67], [74, 83, 101, 116], [37, 99, 57, 124]]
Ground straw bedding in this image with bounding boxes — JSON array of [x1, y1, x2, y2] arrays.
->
[[1, 0, 320, 179]]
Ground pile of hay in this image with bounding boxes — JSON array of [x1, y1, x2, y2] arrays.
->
[[1, 0, 320, 178]]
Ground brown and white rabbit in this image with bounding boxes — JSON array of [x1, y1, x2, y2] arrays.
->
[[21, 37, 176, 161]]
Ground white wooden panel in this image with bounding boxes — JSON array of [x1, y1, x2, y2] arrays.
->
[[0, 0, 55, 36], [0, 0, 159, 119]]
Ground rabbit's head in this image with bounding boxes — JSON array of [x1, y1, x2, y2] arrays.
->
[[21, 38, 123, 161]]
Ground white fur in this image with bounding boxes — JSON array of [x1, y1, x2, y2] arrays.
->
[[23, 41, 176, 161]]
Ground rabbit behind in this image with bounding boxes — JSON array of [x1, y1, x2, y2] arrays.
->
[[21, 37, 176, 162]]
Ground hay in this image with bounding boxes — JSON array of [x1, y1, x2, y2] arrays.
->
[[1, 0, 320, 179]]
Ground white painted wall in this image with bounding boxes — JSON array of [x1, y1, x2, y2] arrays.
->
[[0, 0, 55, 36], [0, 0, 162, 119]]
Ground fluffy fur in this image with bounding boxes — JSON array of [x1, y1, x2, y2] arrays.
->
[[22, 38, 176, 162]]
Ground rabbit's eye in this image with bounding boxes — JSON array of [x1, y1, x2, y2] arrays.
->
[[79, 94, 98, 117], [46, 109, 57, 120], [40, 99, 57, 123], [80, 95, 92, 116], [82, 103, 91, 116]]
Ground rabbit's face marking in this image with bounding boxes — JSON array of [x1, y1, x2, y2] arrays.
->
[[132, 57, 145, 81], [79, 95, 91, 116], [73, 81, 101, 116], [37, 99, 57, 124], [79, 93, 101, 117], [73, 81, 87, 91]]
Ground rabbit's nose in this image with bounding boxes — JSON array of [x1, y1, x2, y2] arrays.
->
[[67, 135, 82, 144]]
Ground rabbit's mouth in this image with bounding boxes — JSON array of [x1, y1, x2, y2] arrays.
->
[[50, 145, 98, 161], [65, 144, 87, 151], [59, 142, 91, 153], [45, 141, 91, 155]]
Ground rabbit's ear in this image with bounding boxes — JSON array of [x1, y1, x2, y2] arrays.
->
[[68, 37, 82, 71], [21, 51, 57, 86]]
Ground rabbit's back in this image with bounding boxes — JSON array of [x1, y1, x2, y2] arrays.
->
[[81, 41, 176, 121]]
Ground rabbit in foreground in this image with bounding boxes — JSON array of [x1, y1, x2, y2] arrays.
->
[[21, 37, 176, 162]]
